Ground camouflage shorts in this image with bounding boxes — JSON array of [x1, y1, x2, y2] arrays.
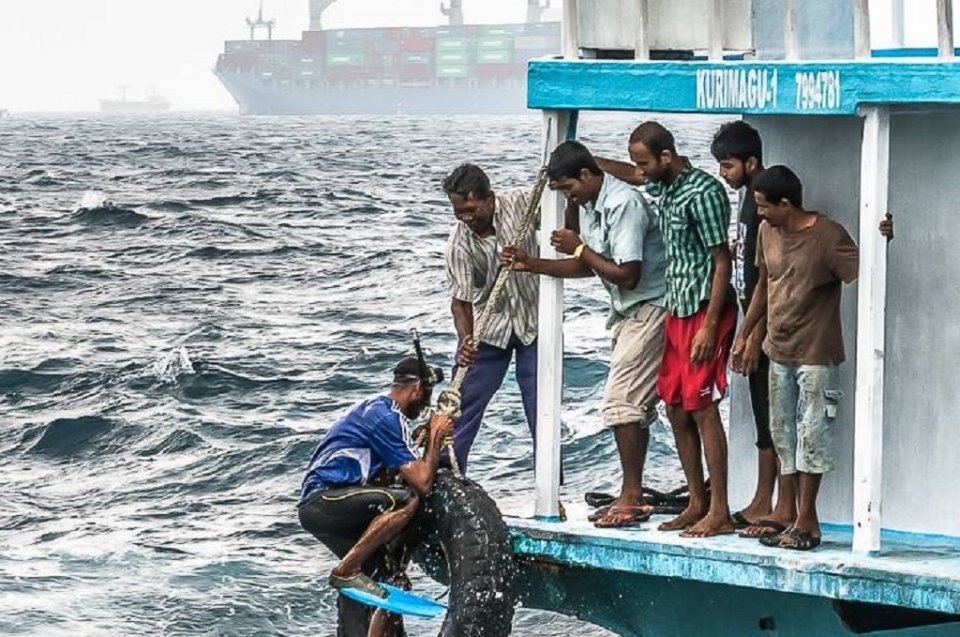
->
[[769, 362, 843, 475]]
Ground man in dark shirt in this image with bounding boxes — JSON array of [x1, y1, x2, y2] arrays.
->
[[711, 122, 795, 539], [736, 166, 893, 550]]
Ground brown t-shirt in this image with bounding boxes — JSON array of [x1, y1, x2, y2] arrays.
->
[[757, 214, 859, 366]]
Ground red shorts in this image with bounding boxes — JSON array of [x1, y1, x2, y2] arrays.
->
[[657, 301, 737, 412]]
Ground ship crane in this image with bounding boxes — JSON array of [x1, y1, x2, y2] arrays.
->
[[527, 0, 549, 24], [440, 0, 463, 26], [246, 1, 275, 40], [308, 0, 337, 31]]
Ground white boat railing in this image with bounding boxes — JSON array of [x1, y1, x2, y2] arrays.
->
[[938, 0, 956, 59]]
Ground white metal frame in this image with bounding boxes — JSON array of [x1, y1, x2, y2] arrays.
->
[[853, 105, 890, 555], [938, 0, 956, 59], [534, 110, 576, 519], [563, 0, 579, 59], [635, 0, 650, 60], [784, 0, 799, 60]]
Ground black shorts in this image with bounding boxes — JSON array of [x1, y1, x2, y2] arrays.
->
[[297, 485, 416, 559]]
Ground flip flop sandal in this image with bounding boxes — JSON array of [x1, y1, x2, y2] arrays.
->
[[738, 519, 788, 539], [731, 511, 754, 529], [585, 492, 616, 508], [594, 505, 652, 528], [759, 529, 789, 547], [777, 529, 822, 551], [329, 572, 388, 599]]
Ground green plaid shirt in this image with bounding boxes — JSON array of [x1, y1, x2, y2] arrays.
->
[[647, 165, 731, 318]]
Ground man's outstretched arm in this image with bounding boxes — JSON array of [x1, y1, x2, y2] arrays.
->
[[596, 157, 645, 186]]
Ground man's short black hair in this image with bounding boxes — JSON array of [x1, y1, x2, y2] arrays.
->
[[711, 121, 763, 163], [393, 357, 444, 388], [628, 121, 677, 156], [753, 165, 803, 208], [442, 163, 492, 200], [546, 140, 602, 181]]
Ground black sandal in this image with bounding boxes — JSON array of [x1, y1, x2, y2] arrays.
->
[[777, 528, 822, 551]]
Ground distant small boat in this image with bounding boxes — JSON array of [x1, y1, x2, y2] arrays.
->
[[0, 108, 8, 118], [99, 88, 171, 113]]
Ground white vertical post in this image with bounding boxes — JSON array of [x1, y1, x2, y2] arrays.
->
[[853, 106, 890, 555], [937, 0, 955, 59], [535, 109, 574, 520], [708, 0, 723, 60], [635, 0, 649, 61], [853, 0, 871, 59], [891, 0, 905, 48], [784, 0, 799, 60], [562, 0, 579, 59]]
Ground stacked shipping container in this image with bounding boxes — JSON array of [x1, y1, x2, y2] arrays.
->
[[214, 21, 559, 111]]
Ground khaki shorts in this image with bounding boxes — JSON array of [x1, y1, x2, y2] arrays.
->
[[602, 303, 667, 428]]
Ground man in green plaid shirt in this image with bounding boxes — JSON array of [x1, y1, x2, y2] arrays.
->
[[599, 121, 737, 538]]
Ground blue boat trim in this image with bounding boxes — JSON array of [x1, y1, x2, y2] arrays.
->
[[527, 59, 960, 115], [872, 47, 960, 58], [507, 510, 960, 616]]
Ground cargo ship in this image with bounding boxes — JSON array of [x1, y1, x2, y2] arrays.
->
[[214, 1, 560, 115]]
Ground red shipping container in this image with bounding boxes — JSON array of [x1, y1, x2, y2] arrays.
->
[[396, 64, 435, 81], [399, 36, 434, 52], [475, 64, 519, 81]]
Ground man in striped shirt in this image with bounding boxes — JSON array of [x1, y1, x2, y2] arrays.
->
[[443, 164, 539, 470], [599, 122, 737, 538]]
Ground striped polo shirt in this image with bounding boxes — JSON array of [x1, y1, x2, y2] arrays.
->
[[445, 188, 539, 349], [647, 164, 731, 318]]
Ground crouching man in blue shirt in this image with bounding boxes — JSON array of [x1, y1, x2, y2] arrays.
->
[[297, 356, 454, 604]]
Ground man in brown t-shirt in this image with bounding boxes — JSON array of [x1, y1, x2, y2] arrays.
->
[[734, 165, 893, 551]]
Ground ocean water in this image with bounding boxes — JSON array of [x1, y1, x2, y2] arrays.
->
[[0, 112, 729, 636]]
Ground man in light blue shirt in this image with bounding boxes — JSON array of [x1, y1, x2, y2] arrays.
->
[[502, 140, 667, 528]]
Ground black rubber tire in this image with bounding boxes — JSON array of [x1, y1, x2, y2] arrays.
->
[[337, 470, 516, 637]]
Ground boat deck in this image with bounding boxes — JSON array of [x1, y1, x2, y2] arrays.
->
[[507, 504, 960, 615]]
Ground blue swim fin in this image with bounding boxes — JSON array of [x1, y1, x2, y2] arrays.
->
[[339, 583, 447, 619]]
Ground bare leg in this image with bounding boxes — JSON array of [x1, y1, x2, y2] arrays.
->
[[659, 405, 708, 531], [613, 423, 651, 509], [737, 448, 778, 522], [682, 404, 734, 537], [793, 472, 822, 537], [332, 495, 419, 578], [772, 472, 798, 524], [741, 470, 798, 538], [368, 609, 404, 637]]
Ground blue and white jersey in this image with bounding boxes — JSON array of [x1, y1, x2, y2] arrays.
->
[[299, 395, 419, 500]]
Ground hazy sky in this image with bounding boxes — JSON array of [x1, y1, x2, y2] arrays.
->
[[0, 0, 943, 112]]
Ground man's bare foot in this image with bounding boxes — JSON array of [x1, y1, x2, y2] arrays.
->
[[658, 505, 706, 531], [733, 503, 772, 526], [680, 512, 736, 538], [590, 495, 652, 522]]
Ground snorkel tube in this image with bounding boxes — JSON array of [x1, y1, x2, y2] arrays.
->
[[410, 328, 443, 389]]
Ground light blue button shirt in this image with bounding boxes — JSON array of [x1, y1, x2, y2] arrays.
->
[[579, 174, 668, 327]]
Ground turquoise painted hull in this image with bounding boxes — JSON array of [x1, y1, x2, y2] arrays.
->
[[518, 562, 960, 637]]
